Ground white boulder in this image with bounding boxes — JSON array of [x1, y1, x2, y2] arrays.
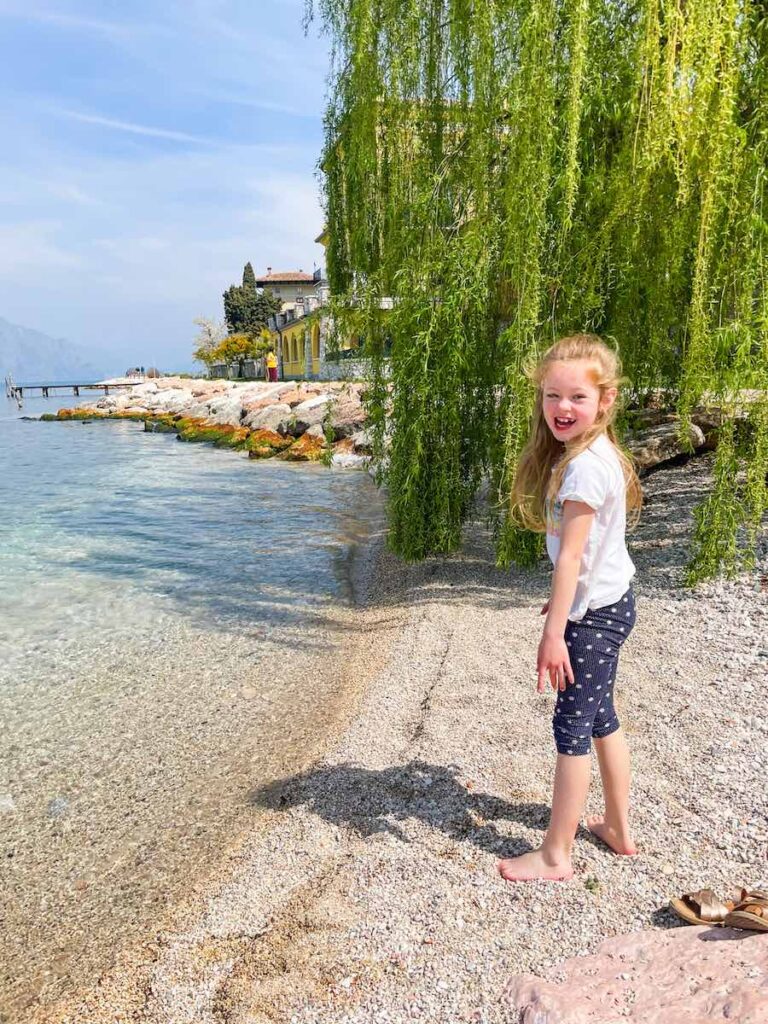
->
[[205, 395, 245, 426], [290, 394, 332, 434], [244, 403, 293, 433]]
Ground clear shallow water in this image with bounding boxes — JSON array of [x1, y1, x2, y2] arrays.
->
[[2, 396, 375, 657], [0, 393, 383, 1018]]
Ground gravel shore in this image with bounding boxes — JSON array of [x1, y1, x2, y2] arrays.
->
[[33, 452, 767, 1024]]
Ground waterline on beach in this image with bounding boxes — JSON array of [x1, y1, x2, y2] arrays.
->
[[0, 397, 385, 1018]]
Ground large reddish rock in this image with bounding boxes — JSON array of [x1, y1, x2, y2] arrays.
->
[[190, 382, 231, 398], [275, 387, 307, 408], [240, 383, 294, 412], [243, 395, 286, 413], [329, 389, 367, 439], [503, 925, 768, 1023]]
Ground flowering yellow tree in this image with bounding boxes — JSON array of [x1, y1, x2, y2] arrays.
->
[[194, 331, 271, 377]]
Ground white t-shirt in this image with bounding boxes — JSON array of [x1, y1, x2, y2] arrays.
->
[[545, 432, 636, 622]]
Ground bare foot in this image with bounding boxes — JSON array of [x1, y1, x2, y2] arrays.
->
[[585, 814, 637, 856], [497, 848, 573, 882]]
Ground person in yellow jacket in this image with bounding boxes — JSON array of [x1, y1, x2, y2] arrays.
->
[[265, 349, 278, 382]]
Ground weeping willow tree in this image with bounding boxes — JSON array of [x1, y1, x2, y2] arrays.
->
[[308, 0, 768, 582]]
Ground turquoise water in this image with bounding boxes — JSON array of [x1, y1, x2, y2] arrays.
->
[[0, 393, 382, 1018], [2, 396, 374, 651]]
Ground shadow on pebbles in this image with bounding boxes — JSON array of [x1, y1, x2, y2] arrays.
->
[[33, 452, 768, 1024]]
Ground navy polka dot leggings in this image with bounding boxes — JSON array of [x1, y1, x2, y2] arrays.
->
[[553, 586, 636, 756]]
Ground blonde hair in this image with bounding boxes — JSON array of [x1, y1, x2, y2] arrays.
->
[[510, 334, 642, 532]]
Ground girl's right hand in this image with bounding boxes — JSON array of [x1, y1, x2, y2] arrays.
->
[[536, 632, 574, 693]]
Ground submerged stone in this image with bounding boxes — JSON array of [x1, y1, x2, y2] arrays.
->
[[144, 417, 177, 433]]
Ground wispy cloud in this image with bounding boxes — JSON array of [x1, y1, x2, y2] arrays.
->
[[52, 109, 218, 145], [194, 90, 323, 119], [0, 6, 135, 38], [49, 108, 311, 154]]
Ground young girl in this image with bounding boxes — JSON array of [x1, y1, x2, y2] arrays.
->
[[498, 334, 643, 882]]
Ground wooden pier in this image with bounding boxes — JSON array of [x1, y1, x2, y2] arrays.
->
[[4, 375, 145, 402]]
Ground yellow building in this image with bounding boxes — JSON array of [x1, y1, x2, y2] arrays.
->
[[264, 231, 377, 379], [276, 314, 322, 379]]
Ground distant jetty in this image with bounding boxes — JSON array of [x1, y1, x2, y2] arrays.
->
[[5, 375, 146, 401], [39, 377, 372, 468]]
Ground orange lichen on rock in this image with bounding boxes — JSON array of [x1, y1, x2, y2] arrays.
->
[[214, 426, 251, 448], [53, 408, 107, 420], [109, 411, 148, 420], [278, 433, 325, 462], [176, 419, 251, 449], [247, 429, 293, 459]]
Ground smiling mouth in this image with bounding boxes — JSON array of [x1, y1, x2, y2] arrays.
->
[[554, 417, 576, 430]]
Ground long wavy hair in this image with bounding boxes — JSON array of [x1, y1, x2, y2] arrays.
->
[[510, 334, 643, 533]]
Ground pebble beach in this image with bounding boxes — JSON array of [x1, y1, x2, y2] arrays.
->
[[24, 448, 767, 1024]]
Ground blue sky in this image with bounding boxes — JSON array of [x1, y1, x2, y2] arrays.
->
[[0, 0, 330, 372]]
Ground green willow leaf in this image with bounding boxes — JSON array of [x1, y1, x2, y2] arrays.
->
[[310, 0, 768, 581]]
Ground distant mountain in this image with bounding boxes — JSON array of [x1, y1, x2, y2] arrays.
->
[[0, 317, 105, 383]]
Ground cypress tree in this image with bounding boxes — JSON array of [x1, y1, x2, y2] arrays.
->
[[223, 278, 280, 335], [242, 262, 257, 290]]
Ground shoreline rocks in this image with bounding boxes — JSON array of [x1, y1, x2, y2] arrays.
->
[[40, 377, 371, 468]]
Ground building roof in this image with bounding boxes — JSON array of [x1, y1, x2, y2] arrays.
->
[[256, 269, 315, 285]]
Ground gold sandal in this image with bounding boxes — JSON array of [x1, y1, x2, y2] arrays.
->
[[723, 889, 768, 932], [669, 888, 735, 926]]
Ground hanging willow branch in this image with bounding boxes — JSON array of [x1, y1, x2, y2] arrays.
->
[[309, 0, 768, 581]]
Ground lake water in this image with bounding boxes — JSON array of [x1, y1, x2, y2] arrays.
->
[[0, 393, 383, 1019]]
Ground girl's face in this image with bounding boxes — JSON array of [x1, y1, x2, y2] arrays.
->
[[541, 359, 616, 442]]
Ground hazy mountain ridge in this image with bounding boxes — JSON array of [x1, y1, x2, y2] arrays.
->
[[0, 317, 105, 383]]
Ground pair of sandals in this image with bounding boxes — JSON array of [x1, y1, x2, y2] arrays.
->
[[669, 888, 768, 931]]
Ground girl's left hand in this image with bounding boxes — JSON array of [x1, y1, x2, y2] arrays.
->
[[536, 633, 574, 693]]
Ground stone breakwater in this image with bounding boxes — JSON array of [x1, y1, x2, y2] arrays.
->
[[40, 376, 764, 476], [40, 377, 372, 468]]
